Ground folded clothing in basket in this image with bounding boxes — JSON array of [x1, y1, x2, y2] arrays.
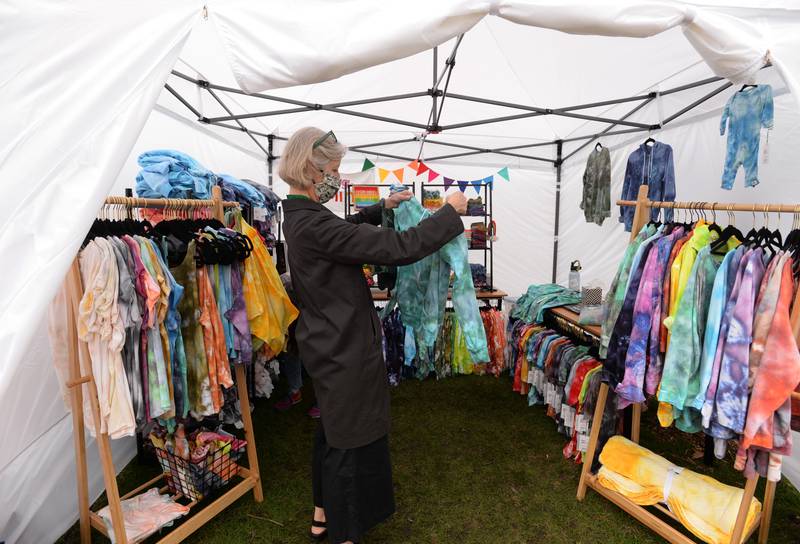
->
[[597, 436, 761, 544], [98, 488, 189, 544], [150, 425, 247, 501]]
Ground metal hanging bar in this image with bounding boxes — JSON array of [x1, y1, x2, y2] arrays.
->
[[417, 34, 465, 161], [164, 83, 202, 118], [348, 137, 419, 151], [661, 81, 732, 125], [424, 148, 555, 164], [204, 86, 272, 158], [561, 96, 656, 163], [443, 92, 653, 129]]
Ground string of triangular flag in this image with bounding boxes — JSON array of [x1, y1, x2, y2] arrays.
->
[[357, 158, 510, 194]]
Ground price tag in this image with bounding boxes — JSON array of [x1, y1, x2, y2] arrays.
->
[[578, 433, 590, 452], [554, 392, 563, 411], [575, 414, 590, 434], [253, 207, 268, 221], [535, 370, 544, 390], [546, 386, 554, 406], [561, 404, 571, 424]]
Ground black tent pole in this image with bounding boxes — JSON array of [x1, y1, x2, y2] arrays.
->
[[552, 141, 563, 283]]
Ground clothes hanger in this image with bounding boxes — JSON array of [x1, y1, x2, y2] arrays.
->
[[595, 142, 603, 151], [740, 83, 758, 92], [707, 203, 723, 235], [711, 203, 744, 254]]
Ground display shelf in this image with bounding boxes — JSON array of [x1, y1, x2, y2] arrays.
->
[[371, 288, 506, 309], [546, 307, 601, 339]]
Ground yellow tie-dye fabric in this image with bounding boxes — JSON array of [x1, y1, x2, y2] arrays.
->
[[597, 436, 761, 544]]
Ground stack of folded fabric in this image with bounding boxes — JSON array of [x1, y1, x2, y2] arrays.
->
[[597, 436, 761, 544], [467, 196, 485, 216], [422, 189, 443, 210], [470, 263, 488, 289]]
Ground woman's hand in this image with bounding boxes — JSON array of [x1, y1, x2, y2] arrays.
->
[[445, 192, 468, 215], [384, 190, 413, 209]]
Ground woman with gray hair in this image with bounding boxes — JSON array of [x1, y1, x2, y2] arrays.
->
[[279, 127, 467, 544]]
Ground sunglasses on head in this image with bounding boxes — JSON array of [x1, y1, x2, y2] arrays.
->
[[313, 130, 337, 149]]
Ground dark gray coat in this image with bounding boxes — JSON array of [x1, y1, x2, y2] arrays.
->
[[281, 198, 463, 449]]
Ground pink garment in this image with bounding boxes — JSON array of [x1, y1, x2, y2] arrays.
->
[[98, 488, 189, 544], [736, 257, 800, 481]]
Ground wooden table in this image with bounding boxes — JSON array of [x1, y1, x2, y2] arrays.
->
[[547, 306, 602, 338], [371, 289, 508, 302]]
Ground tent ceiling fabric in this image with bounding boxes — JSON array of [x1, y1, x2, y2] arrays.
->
[[3, 1, 800, 542], [211, 0, 770, 93]]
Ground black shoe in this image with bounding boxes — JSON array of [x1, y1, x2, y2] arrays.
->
[[309, 520, 327, 541]]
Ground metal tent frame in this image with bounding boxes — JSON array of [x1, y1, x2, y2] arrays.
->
[[163, 36, 767, 280]]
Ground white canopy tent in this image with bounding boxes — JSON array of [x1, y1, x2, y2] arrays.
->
[[3, 1, 800, 542]]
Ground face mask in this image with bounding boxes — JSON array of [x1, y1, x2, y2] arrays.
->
[[315, 172, 341, 204]]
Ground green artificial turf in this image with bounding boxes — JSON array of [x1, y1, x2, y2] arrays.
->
[[58, 375, 800, 543]]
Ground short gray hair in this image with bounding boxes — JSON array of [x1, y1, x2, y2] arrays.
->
[[278, 127, 347, 190]]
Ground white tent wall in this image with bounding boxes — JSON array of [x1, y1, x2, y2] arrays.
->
[[4, 1, 800, 542]]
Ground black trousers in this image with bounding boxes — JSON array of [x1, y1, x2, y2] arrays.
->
[[312, 424, 395, 543]]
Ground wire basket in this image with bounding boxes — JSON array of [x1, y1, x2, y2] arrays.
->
[[154, 440, 242, 501]]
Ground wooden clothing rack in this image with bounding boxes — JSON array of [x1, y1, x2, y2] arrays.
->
[[67, 186, 263, 544], [576, 185, 800, 544]]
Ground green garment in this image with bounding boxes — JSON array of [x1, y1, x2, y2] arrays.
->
[[393, 196, 489, 371], [510, 284, 581, 324], [658, 245, 723, 431], [170, 241, 213, 416], [600, 224, 656, 358]]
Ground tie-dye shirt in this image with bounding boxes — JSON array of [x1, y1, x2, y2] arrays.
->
[[393, 196, 489, 371]]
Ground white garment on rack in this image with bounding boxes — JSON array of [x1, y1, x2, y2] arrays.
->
[[47, 260, 97, 434], [78, 239, 135, 438]]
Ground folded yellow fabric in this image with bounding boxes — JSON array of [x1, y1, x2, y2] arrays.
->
[[597, 436, 761, 544]]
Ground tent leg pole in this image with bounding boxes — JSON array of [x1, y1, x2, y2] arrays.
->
[[551, 141, 563, 283], [267, 134, 275, 188]]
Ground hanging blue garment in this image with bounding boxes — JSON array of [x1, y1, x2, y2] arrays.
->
[[619, 142, 676, 232], [391, 192, 489, 367], [136, 150, 216, 200], [720, 85, 774, 189]]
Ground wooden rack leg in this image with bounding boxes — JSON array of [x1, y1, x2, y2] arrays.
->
[[65, 262, 91, 543], [629, 184, 651, 240], [731, 474, 758, 544], [577, 382, 609, 500], [236, 364, 263, 502], [758, 479, 777, 544], [69, 263, 129, 544], [630, 403, 642, 444]]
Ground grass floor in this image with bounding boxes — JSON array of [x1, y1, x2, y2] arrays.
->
[[59, 375, 800, 544]]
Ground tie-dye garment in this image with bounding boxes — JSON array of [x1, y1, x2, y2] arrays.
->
[[711, 249, 765, 450], [393, 196, 489, 370], [600, 225, 656, 358], [659, 233, 690, 353], [658, 246, 723, 432], [736, 255, 800, 481], [616, 227, 684, 406], [597, 436, 761, 544], [690, 246, 744, 418], [604, 228, 664, 388]]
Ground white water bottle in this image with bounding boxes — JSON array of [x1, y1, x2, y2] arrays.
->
[[569, 260, 582, 292]]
